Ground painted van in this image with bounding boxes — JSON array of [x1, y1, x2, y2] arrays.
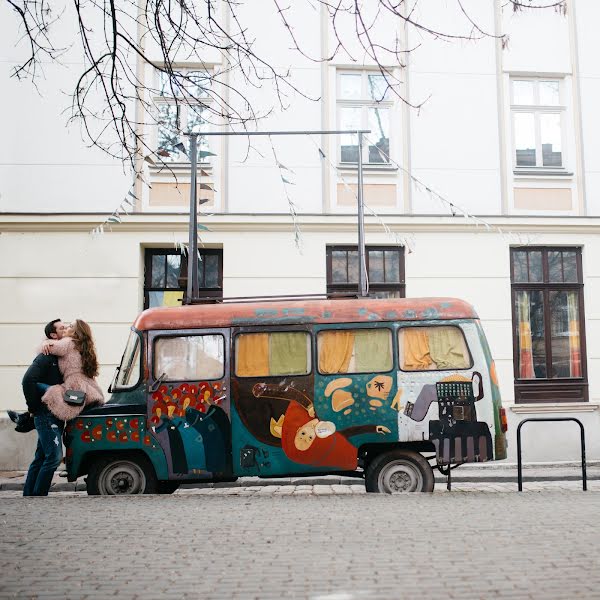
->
[[64, 297, 507, 494]]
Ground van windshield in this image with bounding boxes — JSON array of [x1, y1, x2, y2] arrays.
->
[[112, 331, 142, 390]]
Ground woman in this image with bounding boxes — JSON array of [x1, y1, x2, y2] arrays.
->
[[41, 319, 105, 421]]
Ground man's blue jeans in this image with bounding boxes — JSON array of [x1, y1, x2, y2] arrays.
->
[[23, 409, 64, 496]]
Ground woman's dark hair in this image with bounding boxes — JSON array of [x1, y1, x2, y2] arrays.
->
[[44, 319, 61, 339], [71, 319, 99, 378]]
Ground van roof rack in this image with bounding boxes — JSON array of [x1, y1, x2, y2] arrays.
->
[[184, 293, 362, 305]]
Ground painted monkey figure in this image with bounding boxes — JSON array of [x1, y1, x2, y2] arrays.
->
[[252, 383, 390, 471]]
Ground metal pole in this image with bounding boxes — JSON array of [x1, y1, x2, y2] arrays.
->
[[516, 420, 524, 491], [186, 134, 199, 303], [357, 132, 367, 297]]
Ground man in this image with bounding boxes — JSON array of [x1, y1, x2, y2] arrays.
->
[[18, 319, 66, 496]]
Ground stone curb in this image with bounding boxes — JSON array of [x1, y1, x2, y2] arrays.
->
[[1, 473, 596, 493]]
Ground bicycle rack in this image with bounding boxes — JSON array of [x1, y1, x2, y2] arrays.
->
[[516, 417, 587, 492]]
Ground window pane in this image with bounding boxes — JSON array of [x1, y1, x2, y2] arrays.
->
[[548, 251, 563, 283], [513, 251, 529, 283], [204, 254, 220, 288], [151, 254, 165, 287], [528, 251, 543, 283], [367, 74, 388, 101], [368, 108, 390, 163], [515, 290, 546, 379], [384, 250, 400, 283], [148, 291, 184, 308], [235, 332, 310, 376], [513, 80, 534, 105], [115, 332, 141, 388], [549, 291, 581, 378], [339, 74, 362, 99], [186, 71, 211, 98], [514, 112, 536, 167], [158, 72, 181, 97], [157, 104, 185, 161], [399, 326, 470, 371], [318, 329, 392, 374], [369, 290, 402, 299], [347, 251, 359, 283], [187, 106, 210, 157], [368, 250, 384, 283], [540, 113, 562, 167], [562, 252, 578, 283], [155, 335, 225, 381], [340, 107, 361, 163], [539, 81, 560, 106], [166, 254, 181, 288], [331, 250, 347, 283]]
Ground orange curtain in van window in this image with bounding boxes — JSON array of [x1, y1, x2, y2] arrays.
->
[[402, 328, 432, 370], [319, 331, 354, 374], [236, 333, 269, 377]]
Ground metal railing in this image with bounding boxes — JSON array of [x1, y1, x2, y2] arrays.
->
[[516, 417, 587, 492]]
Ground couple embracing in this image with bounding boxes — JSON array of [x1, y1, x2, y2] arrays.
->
[[9, 319, 105, 496]]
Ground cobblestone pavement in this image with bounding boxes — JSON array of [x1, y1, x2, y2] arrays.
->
[[1, 485, 600, 599]]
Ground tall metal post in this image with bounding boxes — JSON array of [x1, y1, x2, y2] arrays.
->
[[357, 132, 367, 297], [186, 134, 199, 303]]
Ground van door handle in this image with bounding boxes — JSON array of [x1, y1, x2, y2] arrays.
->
[[149, 373, 167, 393]]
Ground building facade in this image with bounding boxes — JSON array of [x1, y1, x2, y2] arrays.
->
[[1, 1, 600, 468]]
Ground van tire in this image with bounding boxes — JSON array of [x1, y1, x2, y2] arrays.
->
[[365, 449, 435, 493], [86, 454, 158, 495]]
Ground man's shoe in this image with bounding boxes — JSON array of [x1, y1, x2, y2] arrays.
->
[[15, 414, 35, 433], [7, 410, 19, 423]]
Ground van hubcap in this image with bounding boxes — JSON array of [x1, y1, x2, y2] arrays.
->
[[378, 460, 423, 493], [99, 461, 146, 495]]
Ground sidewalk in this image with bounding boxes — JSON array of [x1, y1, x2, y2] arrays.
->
[[1, 460, 596, 493]]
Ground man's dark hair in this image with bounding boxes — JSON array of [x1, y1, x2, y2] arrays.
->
[[44, 319, 62, 339]]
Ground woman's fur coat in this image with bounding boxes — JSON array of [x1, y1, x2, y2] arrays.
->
[[42, 337, 105, 421]]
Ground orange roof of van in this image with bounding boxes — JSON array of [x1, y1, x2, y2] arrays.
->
[[133, 297, 478, 331]]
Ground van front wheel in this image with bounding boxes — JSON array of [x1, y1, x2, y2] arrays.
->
[[87, 455, 158, 495], [365, 450, 434, 493]]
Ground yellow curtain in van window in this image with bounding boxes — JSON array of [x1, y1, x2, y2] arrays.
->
[[428, 327, 468, 370], [319, 330, 354, 374], [354, 329, 392, 372], [402, 328, 432, 370], [270, 333, 308, 375], [236, 333, 269, 376]]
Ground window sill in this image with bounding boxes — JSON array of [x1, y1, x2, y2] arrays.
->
[[149, 162, 212, 174], [513, 169, 573, 178], [509, 402, 598, 414], [337, 164, 398, 173]]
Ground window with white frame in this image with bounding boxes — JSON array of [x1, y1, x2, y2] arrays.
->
[[154, 68, 213, 163], [337, 71, 393, 165], [511, 78, 565, 170]]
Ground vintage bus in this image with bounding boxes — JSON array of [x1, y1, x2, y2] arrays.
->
[[64, 297, 508, 494]]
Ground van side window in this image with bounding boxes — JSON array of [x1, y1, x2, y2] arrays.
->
[[398, 326, 471, 371], [235, 332, 310, 377], [154, 335, 225, 381], [317, 328, 393, 374]]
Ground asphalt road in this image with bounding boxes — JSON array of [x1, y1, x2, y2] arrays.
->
[[1, 488, 599, 599]]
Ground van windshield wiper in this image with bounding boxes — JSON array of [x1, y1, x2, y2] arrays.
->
[[149, 373, 167, 393]]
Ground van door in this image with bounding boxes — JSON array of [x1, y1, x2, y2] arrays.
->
[[147, 328, 232, 480], [230, 325, 319, 477]]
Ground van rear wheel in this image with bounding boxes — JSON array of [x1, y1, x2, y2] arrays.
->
[[365, 450, 434, 493], [87, 455, 158, 495]]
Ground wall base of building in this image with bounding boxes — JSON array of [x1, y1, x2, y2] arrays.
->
[[0, 418, 39, 470]]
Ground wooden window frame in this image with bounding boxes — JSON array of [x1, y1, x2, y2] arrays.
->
[[144, 248, 223, 309], [510, 247, 588, 404], [326, 245, 405, 298]]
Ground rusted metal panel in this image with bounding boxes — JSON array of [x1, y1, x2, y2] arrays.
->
[[133, 297, 477, 332]]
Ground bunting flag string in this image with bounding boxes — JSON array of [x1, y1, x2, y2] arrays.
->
[[268, 135, 304, 252], [361, 133, 535, 246], [310, 135, 416, 253], [91, 186, 138, 236]]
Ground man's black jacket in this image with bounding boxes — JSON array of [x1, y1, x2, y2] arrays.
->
[[22, 354, 63, 414]]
